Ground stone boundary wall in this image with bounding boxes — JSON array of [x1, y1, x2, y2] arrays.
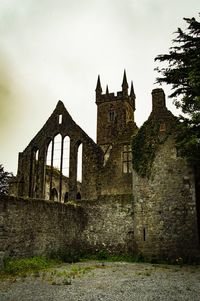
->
[[1, 192, 198, 267], [79, 195, 135, 254], [0, 195, 134, 267], [0, 196, 85, 266]]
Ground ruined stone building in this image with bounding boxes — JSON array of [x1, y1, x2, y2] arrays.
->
[[14, 71, 137, 202], [4, 71, 199, 261]]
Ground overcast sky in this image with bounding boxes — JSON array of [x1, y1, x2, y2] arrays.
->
[[0, 0, 199, 174]]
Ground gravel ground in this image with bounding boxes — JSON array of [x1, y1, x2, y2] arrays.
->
[[0, 261, 200, 301]]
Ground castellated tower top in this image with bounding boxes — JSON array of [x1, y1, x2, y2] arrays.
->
[[95, 71, 135, 111], [95, 71, 137, 145]]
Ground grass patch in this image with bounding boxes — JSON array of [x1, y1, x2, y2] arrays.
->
[[48, 263, 106, 285], [1, 256, 59, 277], [54, 264, 95, 279]]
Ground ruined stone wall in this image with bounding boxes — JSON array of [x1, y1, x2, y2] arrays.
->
[[0, 196, 84, 262], [16, 101, 103, 201], [80, 195, 135, 254], [132, 136, 199, 259], [0, 195, 135, 264], [100, 144, 133, 195]]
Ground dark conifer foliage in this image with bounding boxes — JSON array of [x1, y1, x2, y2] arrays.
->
[[155, 16, 200, 165], [0, 164, 13, 195]]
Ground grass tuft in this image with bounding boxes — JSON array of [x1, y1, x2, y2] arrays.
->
[[2, 256, 58, 276]]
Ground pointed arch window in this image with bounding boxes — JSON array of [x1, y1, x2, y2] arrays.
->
[[34, 149, 39, 197], [29, 148, 40, 197], [45, 135, 62, 201], [53, 134, 62, 171], [62, 136, 70, 177], [46, 141, 52, 167], [45, 135, 71, 202], [77, 143, 83, 183], [45, 140, 53, 200]]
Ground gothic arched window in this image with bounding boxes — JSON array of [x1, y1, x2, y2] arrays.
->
[[77, 143, 83, 183]]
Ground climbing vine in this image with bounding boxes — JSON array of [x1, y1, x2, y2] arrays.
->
[[132, 116, 174, 178]]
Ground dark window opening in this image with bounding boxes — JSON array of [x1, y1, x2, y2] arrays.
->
[[143, 228, 146, 241], [35, 185, 39, 198], [123, 145, 132, 174], [109, 105, 116, 122], [64, 192, 69, 202], [109, 111, 115, 122], [76, 192, 81, 200], [50, 188, 58, 202]]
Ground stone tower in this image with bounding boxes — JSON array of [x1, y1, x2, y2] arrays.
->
[[96, 71, 138, 195], [96, 70, 136, 146]]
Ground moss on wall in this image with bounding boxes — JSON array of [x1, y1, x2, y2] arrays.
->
[[132, 116, 174, 178]]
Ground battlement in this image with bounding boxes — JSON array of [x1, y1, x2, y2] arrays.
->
[[97, 90, 133, 103], [95, 71, 136, 110]]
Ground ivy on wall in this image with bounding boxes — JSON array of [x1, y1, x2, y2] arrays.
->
[[132, 116, 174, 178]]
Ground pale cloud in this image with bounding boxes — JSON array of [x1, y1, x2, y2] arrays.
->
[[0, 0, 199, 173]]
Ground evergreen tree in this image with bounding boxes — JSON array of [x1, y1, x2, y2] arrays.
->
[[155, 15, 200, 165], [155, 15, 200, 239], [0, 164, 13, 195]]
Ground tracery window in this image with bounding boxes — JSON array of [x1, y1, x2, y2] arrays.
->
[[45, 135, 70, 202]]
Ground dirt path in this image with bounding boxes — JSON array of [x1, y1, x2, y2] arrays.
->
[[0, 261, 200, 301]]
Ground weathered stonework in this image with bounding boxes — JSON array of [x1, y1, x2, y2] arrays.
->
[[0, 195, 134, 262], [80, 195, 135, 254], [132, 136, 199, 259], [0, 195, 84, 260], [5, 74, 199, 262], [13, 71, 137, 200], [15, 101, 103, 201], [132, 89, 199, 259], [96, 72, 137, 195]]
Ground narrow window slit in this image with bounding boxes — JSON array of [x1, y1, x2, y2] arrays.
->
[[143, 228, 146, 241], [59, 114, 62, 124]]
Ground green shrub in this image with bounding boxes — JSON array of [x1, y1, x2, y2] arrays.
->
[[3, 257, 56, 275], [96, 250, 109, 260]]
